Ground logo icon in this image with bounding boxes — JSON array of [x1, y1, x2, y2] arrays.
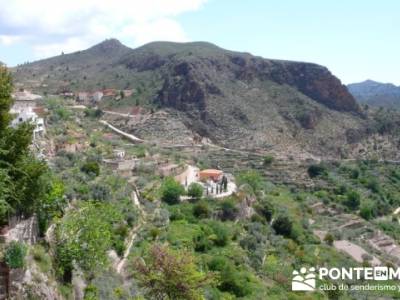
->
[[292, 267, 316, 291]]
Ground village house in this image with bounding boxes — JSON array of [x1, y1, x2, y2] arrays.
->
[[77, 92, 89, 103], [199, 169, 223, 182], [91, 91, 103, 103], [102, 149, 138, 177], [102, 89, 117, 97], [55, 131, 88, 154], [10, 90, 45, 140]]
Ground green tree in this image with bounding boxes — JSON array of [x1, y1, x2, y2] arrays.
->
[[272, 215, 293, 237], [344, 190, 361, 210], [55, 202, 123, 282], [255, 198, 274, 222], [160, 177, 185, 204], [263, 155, 274, 166], [5, 241, 27, 269], [134, 244, 214, 300], [81, 160, 100, 177], [0, 65, 48, 223], [236, 170, 263, 193], [187, 183, 203, 200]]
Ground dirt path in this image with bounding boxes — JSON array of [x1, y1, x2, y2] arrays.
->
[[116, 187, 145, 275], [100, 120, 144, 143], [103, 110, 136, 118]]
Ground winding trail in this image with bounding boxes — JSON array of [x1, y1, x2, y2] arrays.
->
[[116, 187, 145, 275], [100, 120, 144, 143]]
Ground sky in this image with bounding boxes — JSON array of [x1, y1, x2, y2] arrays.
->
[[0, 0, 399, 85]]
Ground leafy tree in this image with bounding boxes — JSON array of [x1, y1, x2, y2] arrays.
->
[[307, 164, 327, 178], [219, 199, 238, 221], [0, 65, 48, 223], [55, 202, 123, 282], [81, 160, 100, 177], [255, 198, 274, 222], [160, 177, 185, 204], [272, 215, 293, 237], [37, 177, 66, 235], [187, 182, 203, 200], [344, 190, 361, 210], [5, 241, 27, 268], [193, 201, 210, 219], [236, 170, 263, 193], [134, 244, 214, 300]]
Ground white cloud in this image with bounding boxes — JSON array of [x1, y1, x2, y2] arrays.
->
[[0, 0, 207, 59], [0, 35, 22, 46]]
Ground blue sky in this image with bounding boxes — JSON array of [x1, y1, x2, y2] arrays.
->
[[0, 0, 399, 84]]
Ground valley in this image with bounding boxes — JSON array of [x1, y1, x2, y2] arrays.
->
[[2, 40, 400, 299]]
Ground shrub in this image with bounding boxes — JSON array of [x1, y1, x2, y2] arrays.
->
[[255, 199, 274, 222], [219, 199, 238, 221], [272, 215, 293, 237], [193, 201, 210, 219], [344, 190, 360, 210], [236, 170, 263, 193], [307, 164, 327, 178], [5, 241, 27, 269], [263, 155, 274, 166], [187, 183, 204, 200], [360, 200, 375, 220], [160, 177, 185, 205], [324, 233, 334, 246], [81, 160, 100, 177]]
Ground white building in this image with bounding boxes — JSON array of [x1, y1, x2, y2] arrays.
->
[[10, 91, 45, 139]]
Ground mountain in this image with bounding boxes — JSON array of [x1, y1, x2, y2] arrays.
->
[[348, 80, 400, 109], [13, 39, 400, 160]]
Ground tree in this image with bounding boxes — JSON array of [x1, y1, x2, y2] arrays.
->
[[236, 170, 263, 193], [255, 199, 274, 222], [193, 201, 210, 219], [344, 190, 360, 210], [81, 160, 100, 177], [219, 199, 238, 221], [5, 241, 27, 269], [160, 177, 185, 204], [272, 215, 293, 237], [55, 202, 123, 282], [187, 183, 203, 200], [360, 200, 375, 220], [307, 164, 327, 178], [134, 244, 214, 300], [0, 65, 48, 223]]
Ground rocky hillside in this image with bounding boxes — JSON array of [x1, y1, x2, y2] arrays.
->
[[14, 39, 400, 159], [348, 80, 400, 109]]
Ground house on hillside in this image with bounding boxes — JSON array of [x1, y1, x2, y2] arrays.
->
[[10, 90, 45, 139], [91, 91, 104, 103], [102, 89, 117, 97], [77, 92, 89, 103], [199, 169, 223, 182]]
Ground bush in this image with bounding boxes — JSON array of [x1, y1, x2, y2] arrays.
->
[[360, 200, 375, 220], [160, 177, 185, 205], [193, 201, 210, 219], [236, 170, 263, 193], [263, 155, 274, 166], [187, 183, 204, 200], [81, 160, 100, 177], [219, 199, 238, 221], [272, 215, 293, 237], [344, 190, 360, 210], [5, 241, 27, 269], [255, 199, 274, 222], [324, 233, 334, 246], [307, 164, 327, 178]]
